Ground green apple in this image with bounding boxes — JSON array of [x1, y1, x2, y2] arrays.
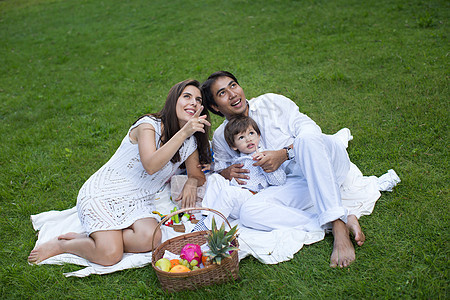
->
[[155, 258, 171, 272]]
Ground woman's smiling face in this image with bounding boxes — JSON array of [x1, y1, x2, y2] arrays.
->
[[176, 85, 203, 127]]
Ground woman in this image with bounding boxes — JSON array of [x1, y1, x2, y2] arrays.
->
[[28, 79, 211, 266]]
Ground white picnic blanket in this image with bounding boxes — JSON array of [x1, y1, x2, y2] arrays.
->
[[31, 206, 326, 277], [30, 170, 400, 277], [29, 184, 326, 277]]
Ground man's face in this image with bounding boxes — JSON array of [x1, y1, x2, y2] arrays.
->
[[210, 76, 248, 119]]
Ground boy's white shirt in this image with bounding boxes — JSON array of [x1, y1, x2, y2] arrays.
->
[[229, 147, 286, 192]]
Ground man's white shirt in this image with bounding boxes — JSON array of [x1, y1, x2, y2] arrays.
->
[[212, 93, 321, 173]]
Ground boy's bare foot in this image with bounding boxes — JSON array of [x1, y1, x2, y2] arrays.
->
[[28, 238, 64, 264], [346, 215, 365, 246], [330, 220, 355, 268], [58, 232, 86, 240]]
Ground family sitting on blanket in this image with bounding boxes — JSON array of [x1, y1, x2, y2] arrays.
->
[[29, 71, 398, 269]]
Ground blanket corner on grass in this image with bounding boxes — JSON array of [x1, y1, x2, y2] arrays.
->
[[29, 169, 400, 277]]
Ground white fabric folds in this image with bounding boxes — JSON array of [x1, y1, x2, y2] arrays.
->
[[29, 167, 399, 277], [30, 206, 324, 277]]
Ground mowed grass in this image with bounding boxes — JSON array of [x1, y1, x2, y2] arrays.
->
[[0, 0, 448, 298]]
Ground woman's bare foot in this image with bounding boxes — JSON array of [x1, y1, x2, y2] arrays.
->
[[330, 220, 355, 268], [28, 238, 64, 264], [58, 232, 86, 240], [346, 215, 365, 246]]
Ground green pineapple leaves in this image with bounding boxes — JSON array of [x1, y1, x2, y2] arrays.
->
[[204, 216, 239, 265]]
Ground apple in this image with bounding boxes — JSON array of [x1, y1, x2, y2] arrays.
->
[[155, 258, 171, 272]]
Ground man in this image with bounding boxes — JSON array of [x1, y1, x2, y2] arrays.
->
[[201, 71, 377, 268]]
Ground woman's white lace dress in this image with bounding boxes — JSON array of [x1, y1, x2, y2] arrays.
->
[[76, 116, 196, 235]]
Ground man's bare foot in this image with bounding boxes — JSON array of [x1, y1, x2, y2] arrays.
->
[[58, 232, 86, 240], [330, 220, 355, 268], [346, 215, 365, 246], [28, 238, 64, 264]]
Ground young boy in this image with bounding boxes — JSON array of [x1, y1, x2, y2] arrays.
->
[[224, 115, 286, 191], [198, 115, 286, 229]]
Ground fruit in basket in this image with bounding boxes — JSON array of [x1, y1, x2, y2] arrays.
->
[[203, 217, 239, 265], [169, 265, 191, 273], [179, 258, 188, 267], [202, 253, 211, 267], [190, 259, 198, 267], [180, 244, 202, 265], [155, 258, 171, 272], [170, 259, 180, 268]]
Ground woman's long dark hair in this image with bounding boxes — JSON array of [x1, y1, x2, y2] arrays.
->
[[134, 79, 211, 165]]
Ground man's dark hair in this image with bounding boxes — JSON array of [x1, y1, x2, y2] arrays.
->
[[224, 115, 261, 151], [201, 71, 239, 117]]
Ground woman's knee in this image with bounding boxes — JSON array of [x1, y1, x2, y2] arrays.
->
[[133, 221, 162, 251], [142, 230, 162, 252], [150, 227, 162, 250], [99, 244, 124, 266], [90, 231, 124, 266]]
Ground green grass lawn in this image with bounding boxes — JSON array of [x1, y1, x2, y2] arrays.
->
[[1, 0, 448, 298]]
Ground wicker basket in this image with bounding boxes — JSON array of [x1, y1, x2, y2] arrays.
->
[[151, 207, 240, 293]]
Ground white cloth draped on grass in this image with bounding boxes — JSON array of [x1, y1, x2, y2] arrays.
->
[[29, 169, 399, 277], [30, 205, 325, 277]]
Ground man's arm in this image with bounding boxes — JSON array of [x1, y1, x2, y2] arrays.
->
[[253, 94, 321, 171], [219, 163, 249, 184]]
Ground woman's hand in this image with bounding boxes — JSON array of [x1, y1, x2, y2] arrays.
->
[[180, 106, 211, 138], [180, 150, 205, 209], [252, 149, 287, 173], [219, 163, 250, 184], [176, 177, 198, 209]]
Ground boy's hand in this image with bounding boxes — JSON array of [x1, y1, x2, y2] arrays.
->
[[252, 152, 266, 161], [198, 163, 212, 172]]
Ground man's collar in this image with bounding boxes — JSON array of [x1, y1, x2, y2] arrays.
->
[[247, 100, 256, 112]]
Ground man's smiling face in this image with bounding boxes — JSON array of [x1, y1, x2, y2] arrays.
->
[[210, 76, 248, 119]]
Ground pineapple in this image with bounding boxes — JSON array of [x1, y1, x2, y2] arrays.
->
[[203, 217, 239, 265]]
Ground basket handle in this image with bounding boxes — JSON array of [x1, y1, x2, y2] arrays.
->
[[151, 207, 232, 251]]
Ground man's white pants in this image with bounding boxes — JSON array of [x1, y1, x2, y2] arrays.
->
[[239, 133, 354, 231], [201, 173, 254, 229]]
